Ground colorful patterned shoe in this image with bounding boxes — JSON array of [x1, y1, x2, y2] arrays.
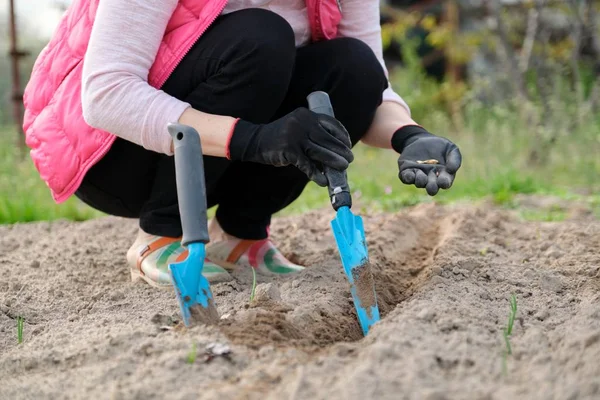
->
[[206, 238, 305, 275], [128, 236, 232, 288]]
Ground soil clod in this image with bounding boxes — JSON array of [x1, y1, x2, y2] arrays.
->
[[188, 299, 220, 326], [351, 262, 377, 317]]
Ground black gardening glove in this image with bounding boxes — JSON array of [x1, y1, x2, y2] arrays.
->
[[228, 108, 353, 186], [391, 125, 462, 196]]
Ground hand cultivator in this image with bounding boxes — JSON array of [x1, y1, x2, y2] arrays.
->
[[167, 123, 219, 327]]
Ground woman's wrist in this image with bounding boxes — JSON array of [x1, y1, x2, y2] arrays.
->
[[390, 125, 433, 153], [361, 101, 419, 149], [174, 107, 238, 157], [226, 118, 259, 161]]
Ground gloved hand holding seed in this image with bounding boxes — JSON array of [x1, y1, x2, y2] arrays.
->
[[391, 125, 462, 196]]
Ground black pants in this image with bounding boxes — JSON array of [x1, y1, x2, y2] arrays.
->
[[75, 9, 387, 240]]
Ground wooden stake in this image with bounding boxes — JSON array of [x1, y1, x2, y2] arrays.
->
[[443, 0, 464, 131], [8, 0, 29, 151]]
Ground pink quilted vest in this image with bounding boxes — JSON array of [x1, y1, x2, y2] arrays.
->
[[22, 0, 342, 203]]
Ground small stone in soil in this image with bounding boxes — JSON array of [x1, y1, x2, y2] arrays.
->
[[431, 265, 442, 276], [536, 309, 550, 321], [206, 342, 231, 356], [430, 276, 446, 285], [417, 308, 436, 322], [252, 283, 281, 304], [584, 332, 600, 348], [540, 273, 564, 293]]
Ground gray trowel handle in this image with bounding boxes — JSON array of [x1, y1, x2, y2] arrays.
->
[[307, 91, 352, 211], [167, 123, 209, 247]]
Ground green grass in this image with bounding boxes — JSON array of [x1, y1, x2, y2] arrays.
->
[[0, 134, 103, 224], [519, 207, 568, 222], [592, 197, 600, 219], [1, 66, 599, 225]]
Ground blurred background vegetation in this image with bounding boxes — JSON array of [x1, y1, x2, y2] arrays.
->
[[1, 0, 599, 224]]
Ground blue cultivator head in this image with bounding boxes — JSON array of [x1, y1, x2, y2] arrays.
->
[[169, 242, 218, 326], [331, 206, 380, 336]]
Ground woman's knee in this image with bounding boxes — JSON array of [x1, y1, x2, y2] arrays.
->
[[221, 9, 296, 111], [322, 38, 388, 144], [227, 9, 296, 74]]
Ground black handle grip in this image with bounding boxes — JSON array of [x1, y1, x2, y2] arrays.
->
[[167, 123, 209, 247], [307, 91, 352, 211]]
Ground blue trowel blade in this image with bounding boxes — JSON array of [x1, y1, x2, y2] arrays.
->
[[331, 206, 380, 336]]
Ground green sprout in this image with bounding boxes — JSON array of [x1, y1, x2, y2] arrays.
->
[[17, 316, 24, 344], [505, 294, 518, 347], [187, 342, 197, 364], [250, 267, 257, 303], [502, 294, 518, 374]]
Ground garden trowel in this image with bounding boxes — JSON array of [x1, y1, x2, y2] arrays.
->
[[307, 91, 381, 336], [167, 123, 219, 327]]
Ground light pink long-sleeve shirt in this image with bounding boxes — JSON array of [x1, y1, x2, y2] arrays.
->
[[81, 0, 409, 155]]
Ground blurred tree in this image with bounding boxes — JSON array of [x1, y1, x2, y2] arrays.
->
[[381, 0, 450, 80], [381, 0, 600, 163]]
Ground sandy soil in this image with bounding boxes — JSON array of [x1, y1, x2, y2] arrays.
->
[[1, 197, 599, 400]]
